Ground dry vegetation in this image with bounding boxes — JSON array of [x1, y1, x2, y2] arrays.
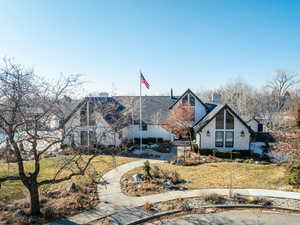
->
[[0, 155, 137, 224], [122, 162, 292, 193]]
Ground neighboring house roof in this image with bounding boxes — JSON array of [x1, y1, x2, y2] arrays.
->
[[193, 104, 254, 134], [168, 89, 209, 111]]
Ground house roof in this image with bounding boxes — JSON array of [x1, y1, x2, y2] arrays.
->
[[168, 89, 209, 111], [114, 96, 177, 124], [193, 104, 254, 134], [247, 118, 263, 124], [63, 95, 178, 126]]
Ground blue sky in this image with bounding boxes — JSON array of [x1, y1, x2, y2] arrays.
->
[[0, 0, 299, 96]]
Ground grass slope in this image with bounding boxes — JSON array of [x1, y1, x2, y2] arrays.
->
[[0, 155, 137, 207], [125, 162, 287, 190]]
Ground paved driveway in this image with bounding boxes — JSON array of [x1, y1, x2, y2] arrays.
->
[[150, 210, 300, 225]]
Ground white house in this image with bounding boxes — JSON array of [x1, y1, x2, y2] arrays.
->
[[63, 89, 255, 151], [193, 104, 254, 151]]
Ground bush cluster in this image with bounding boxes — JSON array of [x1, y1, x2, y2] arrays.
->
[[286, 162, 300, 187]]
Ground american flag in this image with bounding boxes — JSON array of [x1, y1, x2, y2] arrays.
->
[[140, 72, 150, 89]]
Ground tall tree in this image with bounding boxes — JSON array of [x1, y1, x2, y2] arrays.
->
[[0, 58, 97, 215], [266, 70, 299, 112]]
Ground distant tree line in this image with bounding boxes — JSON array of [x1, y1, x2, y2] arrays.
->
[[197, 70, 300, 131]]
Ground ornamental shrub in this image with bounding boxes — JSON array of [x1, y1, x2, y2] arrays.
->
[[286, 162, 300, 187]]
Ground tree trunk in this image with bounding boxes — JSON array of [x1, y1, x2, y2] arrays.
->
[[27, 180, 41, 216]]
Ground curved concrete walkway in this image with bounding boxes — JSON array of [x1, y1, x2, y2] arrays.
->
[[48, 159, 300, 225]]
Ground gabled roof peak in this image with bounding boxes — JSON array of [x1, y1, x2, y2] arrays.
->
[[168, 89, 208, 111]]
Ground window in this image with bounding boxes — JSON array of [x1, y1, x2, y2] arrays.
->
[[216, 109, 224, 129], [142, 123, 147, 131], [81, 131, 88, 145], [226, 112, 234, 129], [80, 131, 96, 146], [215, 131, 224, 147], [182, 95, 188, 104], [215, 109, 235, 148], [190, 96, 195, 106], [90, 131, 96, 145], [225, 131, 234, 147], [80, 108, 87, 126], [88, 103, 96, 126], [258, 123, 263, 132], [80, 103, 95, 126]]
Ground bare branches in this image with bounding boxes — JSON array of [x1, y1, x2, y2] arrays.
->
[[266, 70, 300, 112], [0, 175, 21, 186], [0, 58, 88, 215], [38, 155, 97, 186]]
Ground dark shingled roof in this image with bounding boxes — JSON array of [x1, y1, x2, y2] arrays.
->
[[63, 96, 177, 125], [193, 104, 224, 132], [114, 96, 177, 124]]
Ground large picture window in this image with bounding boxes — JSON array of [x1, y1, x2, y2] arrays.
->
[[81, 131, 87, 145], [216, 109, 224, 129], [215, 131, 224, 147], [226, 112, 234, 129], [215, 109, 235, 148], [225, 131, 234, 147], [80, 130, 96, 146]]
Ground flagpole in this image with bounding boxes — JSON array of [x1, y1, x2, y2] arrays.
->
[[139, 71, 142, 152]]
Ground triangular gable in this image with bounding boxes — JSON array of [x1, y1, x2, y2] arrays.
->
[[193, 104, 254, 134], [168, 89, 208, 111]]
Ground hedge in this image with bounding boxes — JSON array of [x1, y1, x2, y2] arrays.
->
[[197, 148, 251, 159]]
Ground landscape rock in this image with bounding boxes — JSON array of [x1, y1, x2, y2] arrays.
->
[[235, 158, 244, 163], [99, 180, 109, 185], [132, 173, 144, 182], [205, 208, 217, 213], [15, 209, 26, 217], [27, 217, 38, 224], [66, 182, 77, 192], [164, 181, 176, 190]]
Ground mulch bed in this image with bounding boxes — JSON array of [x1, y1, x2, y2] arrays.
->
[[0, 179, 100, 225]]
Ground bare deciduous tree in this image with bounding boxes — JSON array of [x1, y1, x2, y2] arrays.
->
[[266, 70, 299, 112], [0, 59, 97, 216]]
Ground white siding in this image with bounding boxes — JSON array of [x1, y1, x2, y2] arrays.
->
[[64, 107, 122, 146], [198, 109, 250, 151], [193, 98, 207, 126], [200, 118, 216, 149], [122, 124, 172, 141]]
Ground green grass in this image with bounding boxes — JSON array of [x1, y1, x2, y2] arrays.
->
[[124, 162, 289, 190], [0, 155, 137, 207]]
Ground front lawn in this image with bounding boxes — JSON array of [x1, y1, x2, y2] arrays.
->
[[0, 155, 137, 207], [122, 162, 291, 195]]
